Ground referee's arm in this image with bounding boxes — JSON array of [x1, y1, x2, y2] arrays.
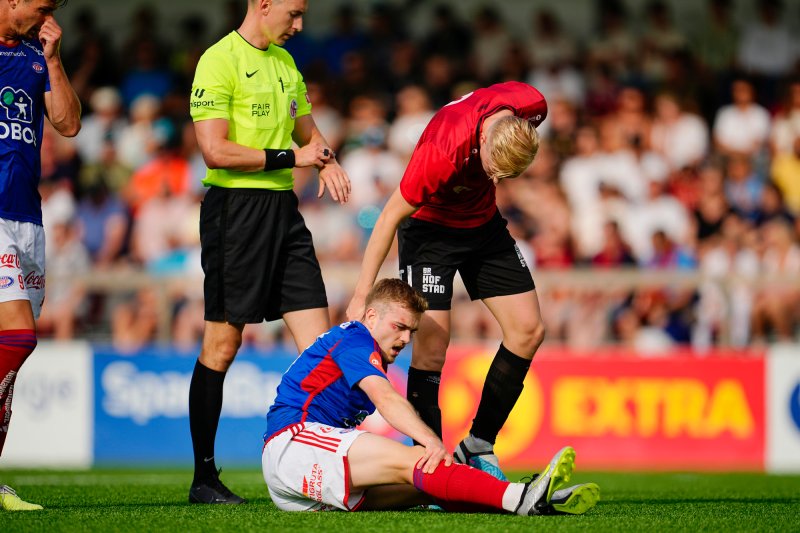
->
[[293, 115, 351, 204], [194, 118, 269, 172]]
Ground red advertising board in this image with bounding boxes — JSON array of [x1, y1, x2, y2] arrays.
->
[[435, 346, 766, 471]]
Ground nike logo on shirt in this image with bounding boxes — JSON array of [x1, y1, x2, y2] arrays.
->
[[246, 70, 258, 78]]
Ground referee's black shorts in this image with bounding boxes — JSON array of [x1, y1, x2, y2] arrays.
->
[[397, 210, 535, 311], [200, 186, 328, 324]]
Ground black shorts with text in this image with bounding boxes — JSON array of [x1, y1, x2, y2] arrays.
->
[[397, 210, 535, 311], [200, 186, 328, 323]]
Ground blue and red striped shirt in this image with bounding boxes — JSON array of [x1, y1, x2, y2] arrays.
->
[[0, 39, 50, 225], [265, 321, 388, 441]]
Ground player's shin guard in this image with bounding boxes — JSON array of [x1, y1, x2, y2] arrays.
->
[[412, 461, 510, 511], [407, 367, 442, 439], [0, 330, 37, 456], [470, 344, 531, 444]]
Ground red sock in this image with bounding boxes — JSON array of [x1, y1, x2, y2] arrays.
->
[[412, 460, 509, 511], [0, 330, 37, 456]]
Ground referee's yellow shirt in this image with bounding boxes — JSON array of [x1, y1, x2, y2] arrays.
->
[[190, 31, 312, 190]]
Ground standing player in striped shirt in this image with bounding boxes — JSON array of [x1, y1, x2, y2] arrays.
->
[[0, 0, 81, 512], [263, 279, 599, 514], [346, 82, 548, 480]]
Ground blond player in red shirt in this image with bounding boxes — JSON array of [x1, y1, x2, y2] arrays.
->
[[347, 81, 550, 480]]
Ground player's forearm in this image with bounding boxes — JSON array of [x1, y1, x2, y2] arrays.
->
[[374, 391, 440, 445], [353, 212, 396, 298], [353, 190, 415, 298], [45, 58, 81, 137]]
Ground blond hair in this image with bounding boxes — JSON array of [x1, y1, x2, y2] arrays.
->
[[484, 116, 540, 181], [365, 278, 428, 316]]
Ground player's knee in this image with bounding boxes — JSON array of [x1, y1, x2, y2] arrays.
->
[[411, 339, 449, 371], [200, 337, 241, 370], [509, 319, 545, 357]]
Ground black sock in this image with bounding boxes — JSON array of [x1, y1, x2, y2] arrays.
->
[[407, 367, 442, 440], [189, 360, 226, 483], [470, 344, 532, 444]]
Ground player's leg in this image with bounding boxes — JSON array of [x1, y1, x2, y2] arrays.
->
[[407, 309, 450, 439], [350, 434, 584, 515], [283, 307, 330, 354], [277, 192, 330, 353], [454, 290, 544, 478], [397, 218, 459, 439], [191, 187, 284, 503], [0, 221, 44, 511], [0, 302, 38, 504], [454, 214, 543, 478], [0, 301, 36, 454], [188, 320, 245, 504], [474, 289, 544, 438]]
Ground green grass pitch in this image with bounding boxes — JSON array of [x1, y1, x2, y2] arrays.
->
[[1, 469, 799, 532]]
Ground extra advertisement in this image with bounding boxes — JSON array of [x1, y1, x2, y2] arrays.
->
[[438, 346, 767, 471]]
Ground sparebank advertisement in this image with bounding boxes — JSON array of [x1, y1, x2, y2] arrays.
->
[[4, 342, 798, 472]]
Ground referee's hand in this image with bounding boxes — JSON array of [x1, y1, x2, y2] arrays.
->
[[295, 142, 333, 168], [318, 160, 351, 205]]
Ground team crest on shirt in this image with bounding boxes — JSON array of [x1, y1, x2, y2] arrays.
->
[[32, 62, 44, 74], [289, 98, 298, 119], [0, 276, 14, 289]]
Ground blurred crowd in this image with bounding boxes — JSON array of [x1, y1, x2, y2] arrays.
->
[[39, 0, 800, 351]]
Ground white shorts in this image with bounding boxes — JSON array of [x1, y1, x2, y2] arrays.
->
[[0, 218, 45, 319], [262, 422, 367, 512]]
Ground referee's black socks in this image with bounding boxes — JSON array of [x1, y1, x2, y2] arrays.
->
[[407, 367, 443, 440], [470, 344, 532, 444], [189, 360, 227, 483]]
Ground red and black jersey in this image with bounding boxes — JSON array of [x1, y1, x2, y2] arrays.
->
[[399, 81, 547, 228]]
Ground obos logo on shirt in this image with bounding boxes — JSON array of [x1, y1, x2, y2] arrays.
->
[[0, 86, 37, 146]]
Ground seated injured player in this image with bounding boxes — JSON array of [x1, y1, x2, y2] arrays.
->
[[262, 278, 599, 514]]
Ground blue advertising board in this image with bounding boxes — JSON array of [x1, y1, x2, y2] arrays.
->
[[93, 346, 298, 467]]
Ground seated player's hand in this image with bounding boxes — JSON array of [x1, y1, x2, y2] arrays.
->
[[416, 436, 453, 474], [318, 160, 351, 205]]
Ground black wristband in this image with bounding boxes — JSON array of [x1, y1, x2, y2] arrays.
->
[[263, 148, 295, 171]]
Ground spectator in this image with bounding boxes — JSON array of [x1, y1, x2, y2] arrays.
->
[[771, 135, 800, 215], [73, 86, 126, 166], [770, 81, 800, 156], [115, 94, 163, 169], [639, 0, 688, 84], [592, 220, 636, 267], [525, 9, 577, 71], [713, 78, 771, 160], [471, 6, 513, 83], [119, 39, 174, 108], [751, 219, 800, 342], [122, 122, 191, 216], [386, 85, 435, 162], [737, 0, 795, 107], [37, 218, 91, 339], [420, 4, 473, 73], [650, 91, 709, 172], [724, 154, 764, 223], [75, 179, 129, 269]]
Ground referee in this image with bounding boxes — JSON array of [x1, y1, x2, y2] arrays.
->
[[188, 0, 350, 504]]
